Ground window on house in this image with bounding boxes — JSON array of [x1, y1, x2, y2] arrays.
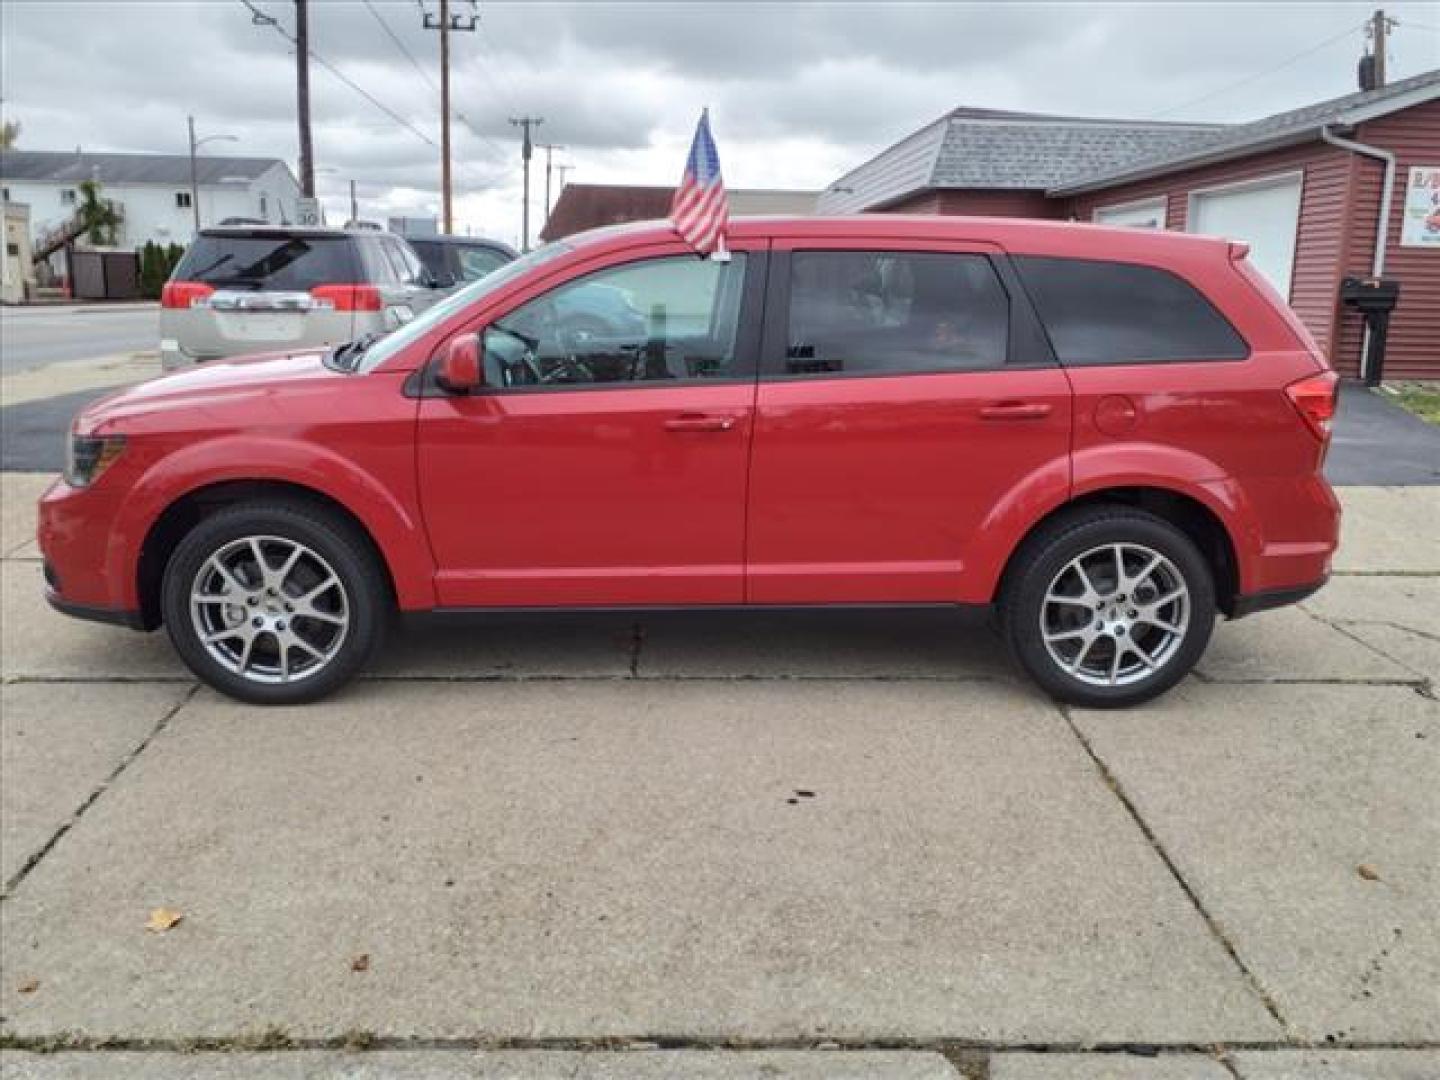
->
[[175, 191, 193, 208], [2, 187, 9, 202], [260, 194, 268, 217], [60, 189, 77, 206]]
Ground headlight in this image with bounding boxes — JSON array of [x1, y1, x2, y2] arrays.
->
[[64, 434, 126, 488]]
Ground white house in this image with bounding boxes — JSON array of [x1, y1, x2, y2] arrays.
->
[[0, 149, 301, 251]]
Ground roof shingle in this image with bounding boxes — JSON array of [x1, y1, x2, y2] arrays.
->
[[0, 150, 288, 187]]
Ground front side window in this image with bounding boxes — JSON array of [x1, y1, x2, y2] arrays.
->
[[1013, 256, 1248, 364], [483, 254, 749, 389], [784, 251, 1009, 376]]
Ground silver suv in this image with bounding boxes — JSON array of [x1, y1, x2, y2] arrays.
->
[[160, 227, 446, 369]]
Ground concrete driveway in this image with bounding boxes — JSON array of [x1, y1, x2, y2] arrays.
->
[[1, 472, 1436, 1079]]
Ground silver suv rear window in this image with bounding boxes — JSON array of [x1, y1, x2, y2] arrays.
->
[[174, 234, 360, 292]]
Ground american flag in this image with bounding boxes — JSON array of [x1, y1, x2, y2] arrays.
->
[[669, 109, 729, 256]]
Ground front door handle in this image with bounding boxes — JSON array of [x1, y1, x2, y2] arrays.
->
[[979, 401, 1053, 421], [664, 414, 738, 433]]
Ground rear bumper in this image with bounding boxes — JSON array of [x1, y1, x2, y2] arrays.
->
[[45, 586, 148, 631], [1229, 577, 1327, 620]]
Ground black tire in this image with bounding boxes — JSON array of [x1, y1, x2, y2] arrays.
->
[[161, 501, 388, 705], [998, 506, 1216, 708]]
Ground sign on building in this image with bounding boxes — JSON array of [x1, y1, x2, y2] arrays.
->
[[1400, 166, 1440, 248]]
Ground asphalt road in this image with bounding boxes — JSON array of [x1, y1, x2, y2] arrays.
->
[[0, 304, 159, 374]]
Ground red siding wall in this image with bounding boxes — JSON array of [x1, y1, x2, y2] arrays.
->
[[1342, 99, 1440, 381], [1067, 143, 1355, 369]]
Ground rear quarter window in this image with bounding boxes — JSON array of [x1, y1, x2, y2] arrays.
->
[[174, 234, 360, 291], [1013, 255, 1248, 364]]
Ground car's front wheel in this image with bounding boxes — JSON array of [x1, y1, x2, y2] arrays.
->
[[161, 501, 387, 704], [999, 507, 1216, 708]]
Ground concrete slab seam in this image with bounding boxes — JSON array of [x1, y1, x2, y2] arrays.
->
[[1296, 604, 1436, 690], [0, 682, 199, 899], [4, 1035, 1439, 1056], [1052, 702, 1293, 1039]]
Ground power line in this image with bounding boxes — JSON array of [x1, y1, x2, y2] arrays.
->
[[1148, 22, 1366, 119], [362, 0, 438, 96], [236, 0, 437, 148]]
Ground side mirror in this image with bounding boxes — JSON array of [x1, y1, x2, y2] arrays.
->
[[426, 268, 455, 289], [436, 334, 483, 393]]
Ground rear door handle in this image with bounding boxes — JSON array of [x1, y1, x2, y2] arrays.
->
[[664, 413, 738, 433], [979, 401, 1053, 421]]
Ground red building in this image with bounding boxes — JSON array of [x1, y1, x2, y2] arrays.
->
[[822, 70, 1440, 380]]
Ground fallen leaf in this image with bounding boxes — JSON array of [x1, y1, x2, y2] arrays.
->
[[350, 953, 370, 973], [17, 978, 39, 994], [1357, 864, 1381, 881], [146, 907, 183, 932]]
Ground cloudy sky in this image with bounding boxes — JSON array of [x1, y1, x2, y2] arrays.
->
[[3, 1, 1438, 246]]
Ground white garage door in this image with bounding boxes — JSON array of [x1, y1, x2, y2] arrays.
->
[[1189, 174, 1303, 298], [1095, 199, 1167, 229]]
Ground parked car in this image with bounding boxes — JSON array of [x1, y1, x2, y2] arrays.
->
[[407, 234, 517, 286], [42, 216, 1340, 707], [409, 233, 647, 338], [159, 227, 448, 369]]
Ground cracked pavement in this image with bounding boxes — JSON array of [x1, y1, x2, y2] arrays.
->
[[1, 472, 1437, 1079]]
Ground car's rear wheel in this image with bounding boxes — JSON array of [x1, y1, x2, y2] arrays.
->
[[161, 502, 387, 704], [999, 507, 1216, 708]]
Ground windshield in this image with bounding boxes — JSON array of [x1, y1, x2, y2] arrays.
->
[[356, 241, 573, 371]]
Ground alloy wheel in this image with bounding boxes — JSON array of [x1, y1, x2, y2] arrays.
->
[[189, 535, 350, 685], [1039, 542, 1191, 687]]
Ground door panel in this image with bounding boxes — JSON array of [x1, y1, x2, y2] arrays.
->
[[746, 243, 1071, 604], [420, 383, 754, 606], [417, 246, 763, 607], [747, 368, 1072, 602]]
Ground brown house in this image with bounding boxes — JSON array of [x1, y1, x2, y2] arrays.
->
[[822, 70, 1440, 381], [541, 184, 819, 243]]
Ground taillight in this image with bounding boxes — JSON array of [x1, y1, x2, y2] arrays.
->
[[161, 281, 214, 309], [311, 284, 383, 312], [1285, 371, 1339, 441]]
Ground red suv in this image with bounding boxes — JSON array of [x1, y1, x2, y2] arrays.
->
[[39, 217, 1340, 707]]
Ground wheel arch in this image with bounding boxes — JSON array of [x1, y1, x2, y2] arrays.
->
[[995, 486, 1242, 616], [135, 479, 408, 630]]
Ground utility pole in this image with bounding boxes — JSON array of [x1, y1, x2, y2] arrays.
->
[[295, 0, 314, 196], [510, 116, 542, 250], [1367, 9, 1394, 88], [555, 163, 573, 194], [538, 142, 565, 219], [423, 0, 477, 235], [349, 178, 358, 223]]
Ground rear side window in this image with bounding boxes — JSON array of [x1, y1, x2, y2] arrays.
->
[[785, 251, 1009, 376], [356, 238, 397, 285], [1014, 256, 1247, 364], [173, 234, 359, 291]]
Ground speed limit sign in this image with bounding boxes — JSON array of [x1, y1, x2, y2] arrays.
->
[[295, 197, 323, 227]]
